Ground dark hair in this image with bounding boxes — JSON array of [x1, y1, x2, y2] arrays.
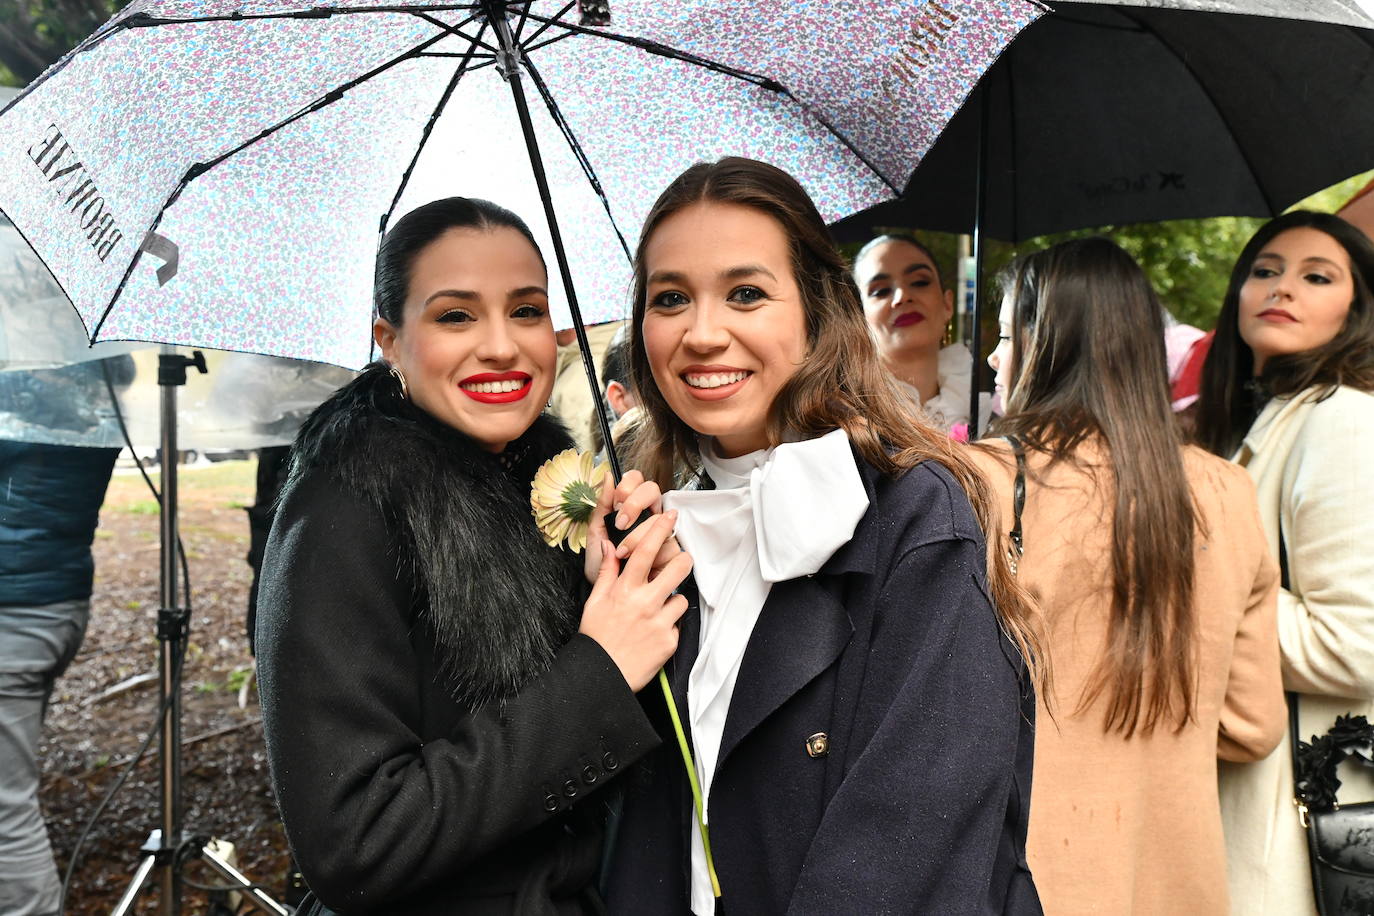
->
[[989, 237, 1200, 737], [625, 156, 1046, 695], [1195, 210, 1374, 456], [374, 197, 545, 326], [589, 325, 632, 453], [853, 232, 947, 290], [600, 325, 630, 390]]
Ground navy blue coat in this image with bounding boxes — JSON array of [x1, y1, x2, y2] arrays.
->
[[0, 440, 119, 607], [606, 457, 1041, 915]]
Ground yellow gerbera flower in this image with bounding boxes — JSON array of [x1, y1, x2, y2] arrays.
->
[[530, 448, 609, 552]]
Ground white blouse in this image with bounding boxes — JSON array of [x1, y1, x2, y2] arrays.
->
[[662, 429, 869, 915], [892, 343, 992, 436]]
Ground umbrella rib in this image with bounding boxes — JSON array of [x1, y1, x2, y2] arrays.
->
[[412, 11, 496, 51], [513, 0, 536, 40], [519, 10, 785, 92], [87, 31, 454, 343], [517, 7, 896, 194], [521, 55, 634, 266], [112, 4, 483, 27], [520, 1, 576, 48], [371, 35, 483, 364], [1111, 8, 1274, 213], [523, 29, 577, 56], [381, 28, 485, 241]]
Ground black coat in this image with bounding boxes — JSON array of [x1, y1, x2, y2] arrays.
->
[[256, 366, 660, 915], [606, 457, 1041, 915], [0, 439, 119, 607]]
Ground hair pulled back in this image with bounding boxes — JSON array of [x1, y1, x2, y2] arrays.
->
[[625, 156, 1046, 695], [375, 197, 545, 326], [853, 232, 948, 290]]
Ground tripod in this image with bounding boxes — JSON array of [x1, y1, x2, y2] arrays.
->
[[111, 349, 288, 916]]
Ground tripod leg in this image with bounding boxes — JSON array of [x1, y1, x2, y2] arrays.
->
[[198, 843, 290, 915], [111, 851, 158, 916]]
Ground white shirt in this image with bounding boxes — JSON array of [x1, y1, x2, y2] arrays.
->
[[892, 343, 993, 436], [663, 429, 869, 914]]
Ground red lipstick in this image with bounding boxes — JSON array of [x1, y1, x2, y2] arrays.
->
[[893, 311, 925, 328], [459, 370, 532, 404], [1257, 308, 1297, 323]]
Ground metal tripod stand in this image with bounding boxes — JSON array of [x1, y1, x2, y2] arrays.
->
[[110, 349, 288, 916]]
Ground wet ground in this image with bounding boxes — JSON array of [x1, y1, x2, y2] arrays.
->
[[41, 459, 295, 914]]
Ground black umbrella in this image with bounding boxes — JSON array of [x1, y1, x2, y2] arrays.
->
[[830, 1, 1374, 430]]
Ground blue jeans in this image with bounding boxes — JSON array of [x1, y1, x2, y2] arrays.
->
[[0, 600, 89, 916]]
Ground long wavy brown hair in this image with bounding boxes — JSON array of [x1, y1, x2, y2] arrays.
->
[[624, 156, 1046, 694], [991, 238, 1200, 737]]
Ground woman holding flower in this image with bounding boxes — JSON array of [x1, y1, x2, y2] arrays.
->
[[255, 197, 691, 915], [604, 158, 1045, 915]]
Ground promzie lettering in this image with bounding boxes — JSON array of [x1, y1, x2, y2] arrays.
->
[[882, 1, 961, 94], [27, 123, 123, 262]]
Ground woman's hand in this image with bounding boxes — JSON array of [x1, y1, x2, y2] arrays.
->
[[584, 470, 682, 583], [581, 511, 693, 692]]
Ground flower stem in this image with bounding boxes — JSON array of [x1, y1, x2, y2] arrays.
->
[[657, 667, 721, 897]]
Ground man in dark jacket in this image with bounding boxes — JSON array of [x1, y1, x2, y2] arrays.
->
[[0, 438, 119, 915]]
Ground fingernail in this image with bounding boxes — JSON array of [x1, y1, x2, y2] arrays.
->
[[615, 513, 627, 530]]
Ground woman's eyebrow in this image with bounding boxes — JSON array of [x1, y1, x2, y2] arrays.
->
[[423, 288, 478, 306], [721, 264, 777, 282], [646, 269, 687, 286], [508, 285, 548, 299]]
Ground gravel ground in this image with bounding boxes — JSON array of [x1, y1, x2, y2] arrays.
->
[[40, 459, 296, 914]]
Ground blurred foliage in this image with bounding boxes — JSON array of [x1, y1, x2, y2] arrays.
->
[[0, 0, 132, 86]]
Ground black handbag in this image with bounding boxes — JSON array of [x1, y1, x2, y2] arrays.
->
[[1282, 530, 1374, 916]]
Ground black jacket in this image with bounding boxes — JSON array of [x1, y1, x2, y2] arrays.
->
[[0, 439, 119, 607], [256, 366, 660, 915], [606, 456, 1041, 915]]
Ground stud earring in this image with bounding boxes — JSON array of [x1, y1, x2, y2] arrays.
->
[[389, 366, 409, 400]]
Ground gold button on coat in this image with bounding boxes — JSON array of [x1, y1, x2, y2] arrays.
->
[[805, 732, 829, 758]]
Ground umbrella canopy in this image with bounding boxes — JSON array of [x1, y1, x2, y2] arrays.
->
[[832, 0, 1374, 242], [0, 0, 1042, 370]]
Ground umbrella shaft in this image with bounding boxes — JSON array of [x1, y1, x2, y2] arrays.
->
[[487, 4, 622, 477]]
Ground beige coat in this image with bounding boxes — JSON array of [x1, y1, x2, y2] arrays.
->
[[970, 441, 1286, 915], [1219, 385, 1374, 916]]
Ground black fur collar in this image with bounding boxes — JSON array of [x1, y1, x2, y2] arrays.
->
[[288, 363, 583, 709]]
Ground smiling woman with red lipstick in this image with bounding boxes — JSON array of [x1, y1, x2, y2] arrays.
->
[[853, 233, 988, 437], [1196, 211, 1374, 916], [604, 158, 1048, 916], [254, 197, 692, 916]]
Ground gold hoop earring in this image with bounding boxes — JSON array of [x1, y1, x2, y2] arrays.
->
[[389, 366, 409, 400], [942, 321, 954, 348]]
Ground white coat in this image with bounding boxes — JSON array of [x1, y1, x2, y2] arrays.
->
[[1219, 384, 1374, 915]]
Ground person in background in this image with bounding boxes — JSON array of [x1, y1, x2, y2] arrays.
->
[[0, 354, 132, 916], [0, 442, 119, 915], [549, 320, 623, 452], [853, 233, 989, 438], [1195, 210, 1374, 916], [589, 324, 642, 457], [972, 238, 1285, 915]]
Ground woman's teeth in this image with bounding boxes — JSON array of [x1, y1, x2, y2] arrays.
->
[[462, 379, 526, 394], [685, 371, 748, 389]]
